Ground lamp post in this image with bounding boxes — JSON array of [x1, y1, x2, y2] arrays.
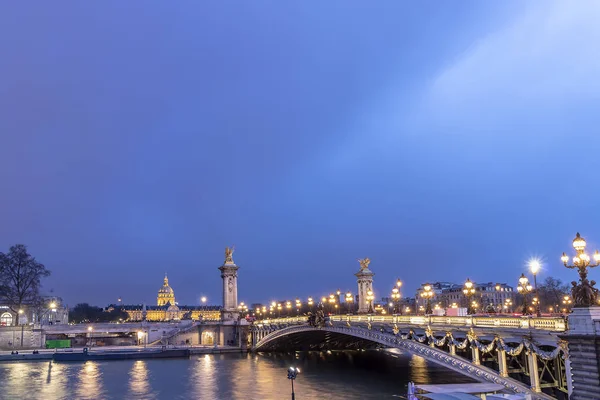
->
[[295, 299, 301, 316], [529, 259, 542, 317], [87, 326, 93, 347], [328, 294, 336, 315], [391, 283, 402, 315], [307, 297, 314, 312], [287, 367, 300, 400], [345, 291, 353, 314], [463, 279, 476, 315], [422, 284, 433, 315], [517, 273, 533, 315], [561, 232, 600, 307], [366, 290, 374, 314]]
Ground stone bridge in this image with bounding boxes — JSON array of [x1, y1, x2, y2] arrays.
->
[[251, 315, 569, 399]]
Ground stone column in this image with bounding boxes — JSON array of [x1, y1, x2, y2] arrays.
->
[[471, 346, 480, 365], [219, 248, 239, 321], [497, 349, 508, 377], [559, 307, 600, 400], [355, 260, 375, 314], [526, 351, 541, 393], [449, 344, 456, 356]]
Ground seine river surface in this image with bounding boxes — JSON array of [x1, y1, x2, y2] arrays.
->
[[0, 350, 474, 399]]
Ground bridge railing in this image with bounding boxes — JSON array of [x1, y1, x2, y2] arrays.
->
[[255, 314, 567, 332]]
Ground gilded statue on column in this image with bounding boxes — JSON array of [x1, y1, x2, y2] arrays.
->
[[225, 246, 235, 264], [358, 258, 371, 270]]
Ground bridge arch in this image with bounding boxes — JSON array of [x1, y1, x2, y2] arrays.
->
[[253, 324, 556, 399]]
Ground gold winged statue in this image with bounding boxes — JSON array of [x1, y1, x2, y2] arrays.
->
[[225, 246, 235, 263], [358, 258, 371, 270]]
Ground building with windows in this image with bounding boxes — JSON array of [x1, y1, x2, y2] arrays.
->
[[117, 275, 221, 322], [416, 281, 516, 313], [0, 296, 69, 326]]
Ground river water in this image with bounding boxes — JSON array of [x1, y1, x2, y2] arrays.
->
[[0, 350, 474, 399]]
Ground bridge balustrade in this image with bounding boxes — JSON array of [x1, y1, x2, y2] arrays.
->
[[255, 315, 567, 332]]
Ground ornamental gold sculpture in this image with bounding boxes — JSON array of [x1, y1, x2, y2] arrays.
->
[[225, 246, 235, 264], [561, 233, 600, 307], [358, 258, 371, 270]]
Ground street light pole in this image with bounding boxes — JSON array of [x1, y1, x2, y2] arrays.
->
[[529, 259, 542, 317], [463, 279, 476, 315], [517, 273, 533, 315], [287, 367, 299, 400], [561, 232, 600, 307]]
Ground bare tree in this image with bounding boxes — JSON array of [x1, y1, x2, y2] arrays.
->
[[0, 244, 51, 325], [537, 277, 570, 311]]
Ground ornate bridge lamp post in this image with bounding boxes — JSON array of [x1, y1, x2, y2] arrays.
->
[[562, 295, 572, 313], [328, 294, 337, 315], [345, 292, 353, 314], [463, 279, 476, 315], [561, 232, 600, 307], [517, 274, 533, 315], [285, 301, 292, 316], [391, 280, 402, 315], [529, 259, 542, 317], [295, 299, 301, 316], [366, 290, 375, 314], [422, 284, 433, 315], [307, 297, 314, 312]]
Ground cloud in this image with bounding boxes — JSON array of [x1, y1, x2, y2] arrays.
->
[[427, 1, 600, 117]]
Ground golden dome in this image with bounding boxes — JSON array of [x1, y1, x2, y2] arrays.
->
[[157, 274, 176, 306]]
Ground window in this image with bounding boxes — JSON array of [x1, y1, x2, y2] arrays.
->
[[1, 312, 13, 326]]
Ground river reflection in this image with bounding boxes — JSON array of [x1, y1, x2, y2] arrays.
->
[[0, 350, 474, 399]]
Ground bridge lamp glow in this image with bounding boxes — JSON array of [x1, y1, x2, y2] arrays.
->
[[88, 326, 93, 332], [396, 279, 402, 288], [50, 302, 57, 309], [137, 331, 144, 339], [200, 296, 207, 304], [529, 259, 541, 275]]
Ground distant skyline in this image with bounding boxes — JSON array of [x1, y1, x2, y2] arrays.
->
[[1, 2, 600, 307]]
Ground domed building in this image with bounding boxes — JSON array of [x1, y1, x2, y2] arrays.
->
[[118, 275, 221, 322], [157, 274, 176, 306]]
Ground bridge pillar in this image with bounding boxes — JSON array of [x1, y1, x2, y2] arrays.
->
[[355, 262, 375, 314], [497, 349, 508, 377], [219, 249, 240, 322], [526, 351, 541, 393], [471, 346, 480, 365], [449, 344, 456, 356], [559, 307, 600, 399]]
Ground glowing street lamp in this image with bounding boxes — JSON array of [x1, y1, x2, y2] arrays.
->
[[287, 367, 300, 400], [462, 278, 476, 314], [200, 296, 207, 304], [562, 233, 600, 306], [366, 290, 375, 314], [345, 291, 354, 314], [529, 259, 542, 317], [517, 273, 533, 315], [421, 284, 434, 315], [391, 281, 402, 315]]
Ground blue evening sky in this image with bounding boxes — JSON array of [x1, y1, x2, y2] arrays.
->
[[1, 2, 599, 307]]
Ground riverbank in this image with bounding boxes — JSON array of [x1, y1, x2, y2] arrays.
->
[[0, 345, 247, 362]]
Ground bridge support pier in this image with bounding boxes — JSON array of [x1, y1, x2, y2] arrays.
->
[[497, 349, 508, 378], [560, 307, 600, 399], [526, 351, 541, 393]]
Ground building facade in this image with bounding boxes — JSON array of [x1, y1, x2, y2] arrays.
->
[[119, 275, 221, 322], [416, 281, 516, 313], [0, 296, 69, 326]]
